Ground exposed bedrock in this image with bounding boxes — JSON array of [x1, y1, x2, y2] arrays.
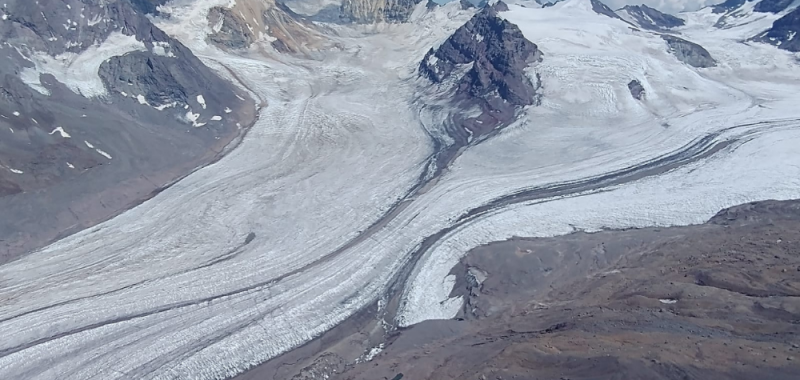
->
[[419, 2, 542, 140], [661, 35, 717, 68], [591, 0, 623, 20], [340, 0, 424, 23], [754, 0, 795, 13], [752, 6, 800, 52], [618, 4, 685, 31], [628, 79, 645, 100]]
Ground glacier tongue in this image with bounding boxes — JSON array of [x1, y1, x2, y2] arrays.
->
[[2, 1, 800, 380]]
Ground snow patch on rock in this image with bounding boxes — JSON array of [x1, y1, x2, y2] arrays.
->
[[19, 32, 147, 98]]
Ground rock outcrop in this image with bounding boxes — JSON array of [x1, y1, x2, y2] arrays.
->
[[590, 0, 623, 20], [752, 6, 800, 51], [661, 35, 717, 68], [628, 79, 645, 100], [754, 0, 794, 13], [419, 2, 542, 138], [617, 4, 685, 31], [711, 0, 748, 14], [207, 0, 323, 53], [0, 0, 256, 261], [340, 0, 424, 23]]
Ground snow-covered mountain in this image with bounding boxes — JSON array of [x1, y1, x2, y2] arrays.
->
[[1, 0, 800, 379]]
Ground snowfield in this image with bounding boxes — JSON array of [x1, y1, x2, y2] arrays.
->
[[1, 0, 800, 379]]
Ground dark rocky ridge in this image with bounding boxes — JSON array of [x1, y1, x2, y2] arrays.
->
[[618, 4, 685, 31], [661, 34, 717, 68], [752, 6, 800, 51], [591, 0, 624, 20], [628, 79, 645, 100], [711, 0, 750, 14], [419, 2, 542, 139], [754, 0, 795, 13], [0, 0, 256, 261], [206, 0, 322, 54], [208, 7, 257, 50], [128, 0, 169, 15]]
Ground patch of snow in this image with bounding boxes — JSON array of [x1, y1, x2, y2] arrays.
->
[[19, 32, 147, 97], [8, 168, 23, 174], [12, 111, 19, 117], [84, 140, 94, 149], [136, 94, 148, 105], [95, 149, 112, 160], [659, 299, 678, 304], [66, 162, 75, 169], [151, 41, 176, 57], [49, 127, 71, 138], [224, 107, 232, 113], [211, 115, 222, 121], [197, 95, 207, 109]]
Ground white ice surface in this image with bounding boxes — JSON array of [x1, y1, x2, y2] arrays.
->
[[398, 0, 800, 325], [1, 1, 800, 379], [19, 32, 146, 98]]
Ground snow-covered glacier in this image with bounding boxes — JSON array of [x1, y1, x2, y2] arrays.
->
[[1, 0, 800, 379]]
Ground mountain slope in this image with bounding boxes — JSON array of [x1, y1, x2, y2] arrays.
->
[[752, 6, 800, 50], [0, 0, 256, 261]]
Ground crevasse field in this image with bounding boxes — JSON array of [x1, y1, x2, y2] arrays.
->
[[1, 0, 800, 379]]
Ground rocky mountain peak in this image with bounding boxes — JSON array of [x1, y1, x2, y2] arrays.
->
[[590, 0, 623, 20], [617, 4, 685, 31], [419, 2, 542, 138], [753, 0, 795, 13]]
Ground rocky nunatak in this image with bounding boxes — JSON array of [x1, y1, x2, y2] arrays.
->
[[661, 34, 717, 68], [419, 1, 542, 138], [618, 4, 685, 31]]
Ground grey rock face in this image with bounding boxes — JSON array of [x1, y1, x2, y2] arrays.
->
[[0, 0, 256, 260], [208, 7, 257, 50], [420, 3, 542, 138], [711, 0, 748, 14], [752, 7, 800, 51], [591, 0, 623, 20], [340, 0, 424, 23], [661, 35, 717, 68], [754, 0, 795, 13], [628, 79, 645, 100], [128, 0, 169, 15], [618, 5, 685, 31]]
